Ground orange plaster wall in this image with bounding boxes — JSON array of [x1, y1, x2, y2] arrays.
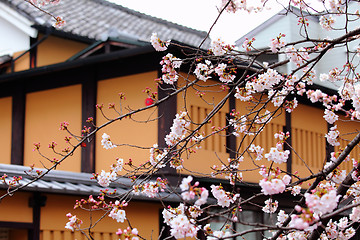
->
[[0, 97, 12, 164], [12, 35, 88, 72], [177, 77, 230, 177], [23, 85, 82, 172], [12, 51, 30, 72], [335, 115, 360, 171], [234, 96, 286, 183], [291, 104, 327, 178], [36, 35, 88, 67], [41, 194, 161, 238], [0, 191, 33, 223], [96, 72, 158, 173], [175, 77, 287, 183]]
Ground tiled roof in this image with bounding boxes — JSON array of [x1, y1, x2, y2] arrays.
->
[[2, 0, 210, 48], [0, 164, 182, 202]]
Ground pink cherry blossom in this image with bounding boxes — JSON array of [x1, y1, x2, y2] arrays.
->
[[150, 32, 170, 51], [101, 133, 116, 149], [210, 185, 236, 207], [323, 109, 338, 124], [194, 60, 213, 82], [270, 33, 286, 53]]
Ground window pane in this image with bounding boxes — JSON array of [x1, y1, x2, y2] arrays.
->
[[263, 213, 278, 238], [235, 210, 262, 240]]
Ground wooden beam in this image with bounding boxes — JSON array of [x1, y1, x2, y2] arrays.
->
[[0, 221, 33, 229]]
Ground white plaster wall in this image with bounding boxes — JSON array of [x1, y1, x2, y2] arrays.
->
[[0, 2, 37, 56], [0, 17, 31, 55], [237, 4, 360, 91]]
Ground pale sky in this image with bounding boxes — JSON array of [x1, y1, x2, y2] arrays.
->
[[108, 0, 286, 44]]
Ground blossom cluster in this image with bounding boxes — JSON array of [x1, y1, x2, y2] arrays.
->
[[270, 33, 286, 53], [219, 0, 247, 13], [262, 198, 278, 213], [96, 158, 123, 187], [209, 38, 233, 56], [248, 68, 284, 93], [286, 46, 309, 66], [206, 227, 232, 240], [248, 144, 264, 161], [322, 218, 356, 240], [264, 132, 290, 164], [319, 15, 335, 30], [241, 37, 255, 51], [304, 182, 340, 216], [65, 213, 83, 232], [116, 227, 139, 240], [323, 109, 339, 124], [54, 16, 65, 28], [180, 176, 209, 206], [162, 204, 200, 239], [289, 205, 319, 230], [194, 60, 213, 82], [214, 63, 236, 83], [259, 166, 291, 195], [101, 133, 117, 149], [277, 210, 288, 227], [325, 125, 340, 147], [0, 174, 22, 188], [219, 0, 265, 13], [193, 39, 237, 83], [160, 53, 182, 84], [234, 85, 253, 101], [149, 144, 167, 168], [165, 111, 190, 146], [211, 184, 238, 207], [150, 32, 170, 51], [133, 177, 167, 198], [108, 200, 128, 223]]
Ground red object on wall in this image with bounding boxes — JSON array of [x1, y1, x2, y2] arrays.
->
[[145, 98, 154, 106]]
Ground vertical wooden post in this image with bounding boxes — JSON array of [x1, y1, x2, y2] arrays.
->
[[11, 85, 25, 165], [157, 69, 177, 177], [227, 90, 236, 158], [29, 193, 46, 240], [285, 111, 292, 174], [81, 74, 97, 173]]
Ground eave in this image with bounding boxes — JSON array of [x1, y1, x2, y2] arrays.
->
[[0, 1, 37, 38]]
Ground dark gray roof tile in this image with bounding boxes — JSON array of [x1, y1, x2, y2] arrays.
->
[[0, 163, 184, 202], [2, 0, 210, 47]]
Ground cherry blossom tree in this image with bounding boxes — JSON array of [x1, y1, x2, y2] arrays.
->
[[3, 0, 360, 239]]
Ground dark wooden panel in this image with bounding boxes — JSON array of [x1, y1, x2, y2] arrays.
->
[[285, 111, 292, 174], [157, 69, 177, 177], [11, 85, 25, 165], [227, 92, 236, 158], [81, 74, 97, 173]]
